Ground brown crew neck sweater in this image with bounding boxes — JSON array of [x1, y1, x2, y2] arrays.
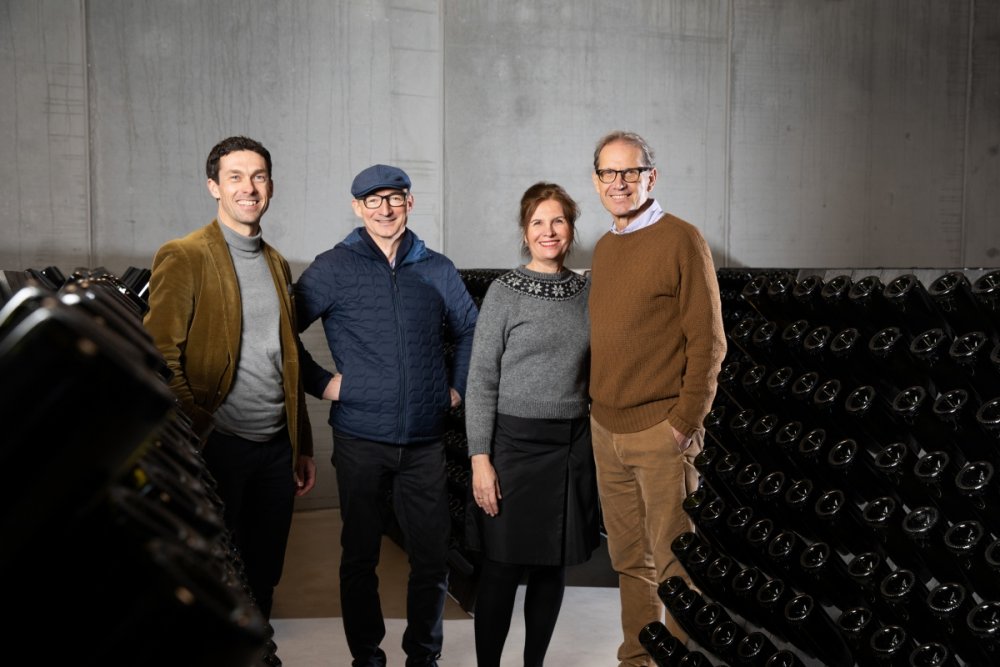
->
[[588, 213, 726, 436]]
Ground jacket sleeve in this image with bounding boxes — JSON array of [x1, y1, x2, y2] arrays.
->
[[143, 240, 215, 437], [293, 259, 335, 399], [441, 264, 479, 398]]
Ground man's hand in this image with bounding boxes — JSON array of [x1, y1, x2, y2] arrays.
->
[[450, 387, 461, 408], [294, 455, 317, 496], [672, 425, 692, 452], [322, 373, 342, 401]]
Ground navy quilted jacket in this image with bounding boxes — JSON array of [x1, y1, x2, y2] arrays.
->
[[295, 227, 478, 445]]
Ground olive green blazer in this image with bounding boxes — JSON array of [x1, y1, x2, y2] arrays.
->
[[143, 220, 313, 459]]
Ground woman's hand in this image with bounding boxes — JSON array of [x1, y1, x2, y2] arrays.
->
[[470, 453, 501, 517]]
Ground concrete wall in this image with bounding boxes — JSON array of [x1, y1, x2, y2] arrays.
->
[[2, 0, 998, 508]]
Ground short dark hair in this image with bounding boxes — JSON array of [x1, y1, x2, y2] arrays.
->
[[518, 182, 580, 258], [592, 131, 655, 170], [206, 136, 272, 182]]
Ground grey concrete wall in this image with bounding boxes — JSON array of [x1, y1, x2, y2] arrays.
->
[[2, 0, 999, 509]]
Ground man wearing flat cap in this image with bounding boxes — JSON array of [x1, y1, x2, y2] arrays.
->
[[295, 164, 478, 667]]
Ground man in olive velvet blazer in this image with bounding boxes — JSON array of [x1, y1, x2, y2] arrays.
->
[[144, 136, 315, 620]]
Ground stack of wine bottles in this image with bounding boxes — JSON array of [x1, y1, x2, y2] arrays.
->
[[1, 266, 277, 666], [648, 268, 1000, 667]]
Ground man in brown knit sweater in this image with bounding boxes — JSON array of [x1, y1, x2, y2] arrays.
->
[[587, 130, 727, 666]]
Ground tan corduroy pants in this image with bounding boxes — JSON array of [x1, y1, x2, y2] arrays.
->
[[590, 415, 703, 667]]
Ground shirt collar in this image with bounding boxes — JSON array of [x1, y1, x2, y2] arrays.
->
[[610, 199, 664, 235]]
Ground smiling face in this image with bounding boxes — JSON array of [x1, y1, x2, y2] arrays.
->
[[523, 198, 572, 272], [207, 150, 272, 236], [351, 188, 412, 249], [592, 139, 657, 230]]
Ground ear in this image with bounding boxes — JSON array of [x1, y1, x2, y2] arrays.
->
[[646, 167, 657, 192], [207, 178, 221, 200], [406, 193, 414, 213], [351, 198, 364, 219], [591, 171, 602, 195]]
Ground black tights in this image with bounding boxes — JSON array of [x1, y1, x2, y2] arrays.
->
[[473, 559, 567, 667]]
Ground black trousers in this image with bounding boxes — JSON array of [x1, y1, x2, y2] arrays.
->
[[333, 433, 451, 667], [202, 428, 296, 620]]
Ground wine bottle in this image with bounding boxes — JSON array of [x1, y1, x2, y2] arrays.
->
[[848, 551, 893, 609], [704, 554, 738, 609], [970, 269, 1000, 334], [709, 619, 747, 665], [756, 470, 789, 527], [942, 519, 999, 601], [639, 621, 688, 667], [779, 318, 812, 369], [774, 420, 807, 479], [954, 460, 1000, 538], [794, 427, 828, 480], [882, 273, 947, 337], [932, 388, 992, 465], [724, 505, 757, 568], [926, 581, 978, 664], [658, 575, 691, 608], [667, 589, 706, 642], [735, 630, 779, 667], [868, 327, 925, 398], [847, 274, 894, 334], [814, 489, 870, 557], [819, 274, 854, 330], [676, 650, 714, 667], [801, 324, 836, 377], [844, 385, 908, 453], [781, 478, 817, 540], [912, 451, 966, 523], [835, 605, 881, 665], [691, 601, 732, 651], [825, 437, 882, 504], [749, 413, 784, 471], [861, 496, 910, 567], [762, 648, 806, 667], [963, 600, 1000, 664], [901, 506, 957, 585], [927, 270, 991, 339], [908, 327, 966, 395], [735, 462, 765, 508], [948, 331, 1000, 402], [782, 593, 853, 667], [877, 569, 933, 635], [792, 274, 825, 321], [764, 529, 807, 591], [869, 623, 915, 667], [698, 497, 736, 559], [731, 565, 767, 627], [799, 540, 864, 611], [754, 577, 794, 642], [872, 442, 924, 508], [907, 641, 959, 667], [745, 517, 777, 569]]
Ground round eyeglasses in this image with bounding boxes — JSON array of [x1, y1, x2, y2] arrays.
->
[[595, 167, 652, 184], [360, 192, 408, 209]]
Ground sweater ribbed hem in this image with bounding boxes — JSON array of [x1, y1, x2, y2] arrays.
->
[[590, 399, 675, 435]]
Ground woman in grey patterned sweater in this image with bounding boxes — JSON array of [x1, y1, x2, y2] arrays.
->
[[465, 182, 600, 667]]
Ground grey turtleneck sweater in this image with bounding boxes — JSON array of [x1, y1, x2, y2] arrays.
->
[[213, 223, 286, 441], [464, 266, 591, 457]]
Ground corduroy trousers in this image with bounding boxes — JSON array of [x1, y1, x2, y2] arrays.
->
[[590, 416, 703, 667]]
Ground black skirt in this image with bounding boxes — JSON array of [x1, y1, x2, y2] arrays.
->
[[466, 413, 600, 566]]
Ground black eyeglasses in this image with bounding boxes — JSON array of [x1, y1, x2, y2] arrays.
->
[[595, 167, 652, 184], [359, 192, 408, 209]]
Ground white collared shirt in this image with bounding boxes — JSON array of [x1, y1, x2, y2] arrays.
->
[[610, 199, 664, 235]]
